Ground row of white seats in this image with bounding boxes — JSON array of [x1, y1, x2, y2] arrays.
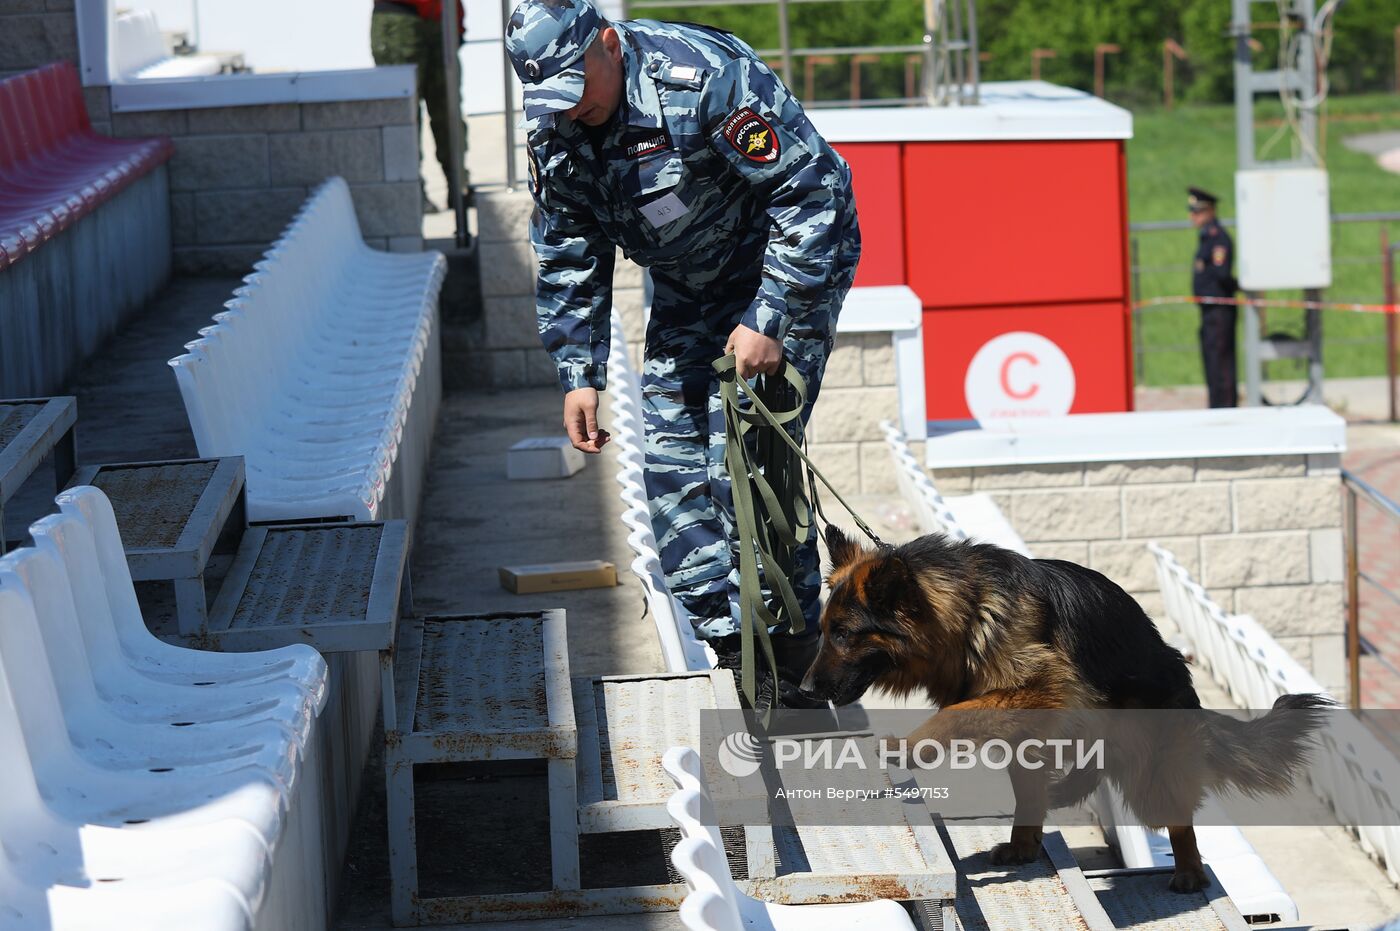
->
[[881, 421, 1295, 921], [662, 747, 913, 931], [112, 11, 223, 81], [0, 486, 329, 929], [170, 177, 445, 524], [1152, 542, 1400, 890]]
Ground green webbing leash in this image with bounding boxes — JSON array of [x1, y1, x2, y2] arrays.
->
[[713, 353, 886, 709]]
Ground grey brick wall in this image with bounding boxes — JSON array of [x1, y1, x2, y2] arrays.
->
[[73, 93, 424, 276], [471, 191, 646, 391], [0, 0, 79, 75], [929, 451, 1347, 691]]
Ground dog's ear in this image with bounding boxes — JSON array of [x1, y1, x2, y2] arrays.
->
[[824, 524, 863, 570], [864, 553, 917, 624]]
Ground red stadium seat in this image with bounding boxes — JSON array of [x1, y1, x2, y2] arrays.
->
[[0, 61, 173, 271]]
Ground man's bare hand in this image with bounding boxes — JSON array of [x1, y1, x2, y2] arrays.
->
[[725, 324, 782, 379], [563, 387, 611, 454]]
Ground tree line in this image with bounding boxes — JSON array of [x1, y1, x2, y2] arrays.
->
[[635, 0, 1398, 106]]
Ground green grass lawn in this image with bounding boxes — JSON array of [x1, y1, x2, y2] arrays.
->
[[1127, 92, 1400, 386]]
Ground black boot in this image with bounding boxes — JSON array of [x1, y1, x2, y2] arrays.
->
[[709, 635, 776, 713], [708, 631, 827, 711]]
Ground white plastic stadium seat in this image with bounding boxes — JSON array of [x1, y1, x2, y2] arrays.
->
[[0, 486, 330, 929], [169, 177, 445, 523], [54, 486, 328, 728], [662, 747, 916, 931], [112, 10, 222, 81]]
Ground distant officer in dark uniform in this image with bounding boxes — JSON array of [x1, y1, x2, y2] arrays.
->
[[1189, 187, 1238, 408]]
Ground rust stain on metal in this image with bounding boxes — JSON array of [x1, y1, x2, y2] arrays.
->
[[745, 877, 914, 903], [417, 889, 685, 922]]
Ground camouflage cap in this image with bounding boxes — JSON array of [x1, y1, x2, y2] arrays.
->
[[505, 0, 603, 121]]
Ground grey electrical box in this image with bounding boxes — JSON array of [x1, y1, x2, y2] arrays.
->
[[1234, 168, 1332, 291]]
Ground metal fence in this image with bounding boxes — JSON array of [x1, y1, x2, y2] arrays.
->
[[1343, 470, 1400, 722], [619, 0, 980, 107], [1129, 212, 1400, 417]]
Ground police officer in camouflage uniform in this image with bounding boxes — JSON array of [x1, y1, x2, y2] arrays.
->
[[1189, 187, 1238, 408], [505, 0, 860, 704]]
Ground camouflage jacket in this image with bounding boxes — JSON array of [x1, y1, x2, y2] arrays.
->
[[524, 19, 857, 391]]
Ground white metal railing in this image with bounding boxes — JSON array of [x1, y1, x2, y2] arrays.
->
[[879, 419, 968, 540], [1343, 468, 1400, 711], [1151, 541, 1400, 887]]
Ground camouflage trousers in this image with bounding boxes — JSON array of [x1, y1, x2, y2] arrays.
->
[[642, 224, 861, 640], [370, 9, 468, 191]]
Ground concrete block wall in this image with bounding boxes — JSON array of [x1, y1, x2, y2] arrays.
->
[[929, 452, 1347, 692], [472, 189, 648, 389], [82, 91, 424, 276], [805, 332, 901, 496], [0, 0, 79, 78]]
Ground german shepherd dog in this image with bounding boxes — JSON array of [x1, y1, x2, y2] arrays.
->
[[798, 526, 1332, 893]]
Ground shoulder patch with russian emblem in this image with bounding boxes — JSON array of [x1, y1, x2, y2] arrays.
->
[[722, 107, 779, 163], [1212, 245, 1227, 267]]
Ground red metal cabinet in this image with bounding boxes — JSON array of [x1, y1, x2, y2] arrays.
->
[[901, 140, 1126, 308], [833, 142, 905, 287], [899, 139, 1131, 423], [921, 301, 1131, 421]]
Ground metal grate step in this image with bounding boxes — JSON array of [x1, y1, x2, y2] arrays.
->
[[395, 611, 576, 760], [941, 822, 1114, 931], [1086, 867, 1250, 931], [572, 670, 750, 834]]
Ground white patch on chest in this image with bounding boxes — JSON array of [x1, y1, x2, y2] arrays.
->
[[639, 191, 689, 228]]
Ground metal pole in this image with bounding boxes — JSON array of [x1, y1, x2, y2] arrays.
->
[[965, 0, 979, 105], [499, 0, 519, 192], [1244, 294, 1262, 406], [1164, 38, 1186, 111], [921, 0, 937, 104], [1232, 0, 1254, 170], [1386, 231, 1397, 422], [441, 0, 469, 245], [776, 0, 793, 90], [1094, 44, 1120, 100], [1298, 0, 1319, 158], [1164, 40, 1173, 110], [1304, 293, 1323, 403], [1345, 481, 1360, 711]]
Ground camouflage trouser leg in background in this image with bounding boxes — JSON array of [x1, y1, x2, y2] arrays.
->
[[642, 232, 860, 640], [370, 10, 469, 190]]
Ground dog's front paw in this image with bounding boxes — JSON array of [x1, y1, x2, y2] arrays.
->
[[989, 839, 1041, 866], [1168, 866, 1210, 894]]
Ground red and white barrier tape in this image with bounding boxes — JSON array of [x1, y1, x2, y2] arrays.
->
[[1134, 295, 1397, 314]]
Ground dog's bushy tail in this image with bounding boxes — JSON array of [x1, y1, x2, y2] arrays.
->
[[1049, 692, 1333, 809], [1202, 692, 1334, 797]]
